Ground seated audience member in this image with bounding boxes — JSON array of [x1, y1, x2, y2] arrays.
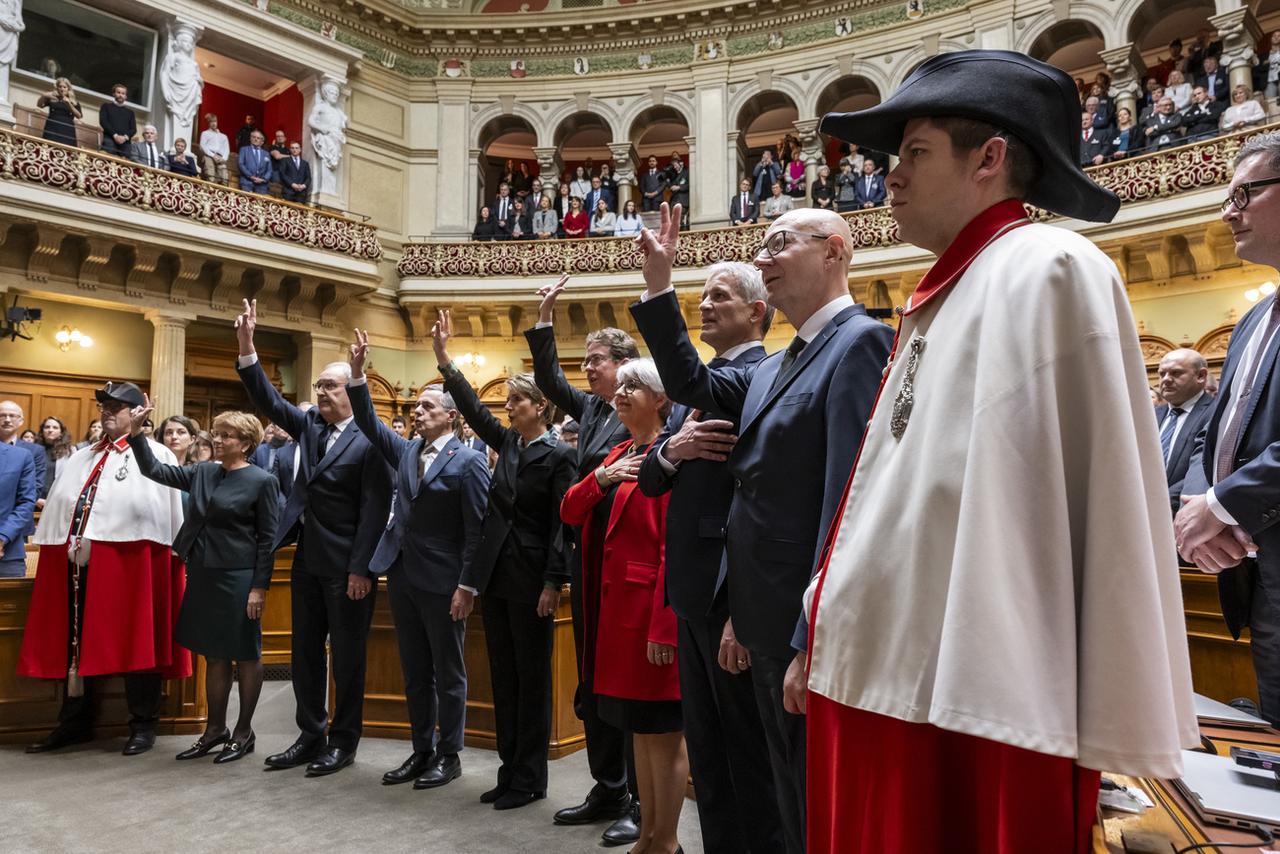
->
[[268, 130, 289, 185], [590, 199, 617, 237], [615, 200, 643, 237], [569, 166, 592, 200], [761, 182, 793, 220], [1263, 30, 1280, 100], [126, 400, 278, 765], [811, 165, 835, 210], [1198, 55, 1230, 103], [1139, 86, 1166, 124], [1183, 86, 1226, 140], [0, 438, 37, 577], [37, 77, 81, 148], [730, 177, 758, 225], [279, 142, 312, 204], [533, 195, 559, 240], [1143, 97, 1184, 150], [236, 115, 259, 151], [752, 150, 781, 200], [853, 158, 887, 208], [1108, 108, 1141, 159], [130, 125, 166, 170], [98, 83, 136, 158], [1166, 70, 1193, 110], [492, 183, 516, 238], [1221, 84, 1267, 132], [640, 156, 667, 213], [585, 176, 613, 215], [237, 130, 272, 194], [561, 358, 685, 854], [199, 114, 231, 184], [1081, 111, 1109, 166], [509, 200, 533, 240], [835, 160, 859, 212], [167, 138, 199, 178], [562, 197, 588, 238], [473, 206, 498, 241]]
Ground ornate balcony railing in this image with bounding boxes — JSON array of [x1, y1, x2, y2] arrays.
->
[[0, 129, 382, 262], [398, 123, 1270, 279]]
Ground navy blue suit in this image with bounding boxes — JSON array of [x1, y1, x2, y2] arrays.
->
[[237, 145, 272, 193], [1157, 393, 1215, 517], [852, 173, 887, 207], [279, 155, 312, 204], [584, 187, 614, 214], [0, 442, 37, 577], [11, 440, 45, 521], [631, 290, 892, 854], [350, 380, 488, 756]]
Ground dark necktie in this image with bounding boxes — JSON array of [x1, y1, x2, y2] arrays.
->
[[1159, 407, 1184, 462], [709, 356, 729, 369], [148, 144, 156, 168], [316, 424, 335, 465], [741, 194, 748, 215], [1216, 300, 1280, 481], [771, 336, 805, 391]]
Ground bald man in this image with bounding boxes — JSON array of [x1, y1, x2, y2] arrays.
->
[[632, 203, 893, 854], [0, 401, 46, 507], [1156, 348, 1214, 517]]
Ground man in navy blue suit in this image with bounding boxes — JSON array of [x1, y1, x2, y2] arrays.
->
[[0, 401, 45, 521], [0, 440, 37, 577], [237, 130, 273, 194], [278, 142, 312, 204], [1178, 133, 1280, 725], [636, 261, 784, 854], [852, 158, 887, 209], [1196, 55, 1230, 103], [584, 175, 614, 214], [631, 203, 893, 854], [1154, 348, 1214, 518]]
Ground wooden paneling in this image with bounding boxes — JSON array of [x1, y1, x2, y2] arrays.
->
[[0, 368, 147, 442], [1181, 568, 1259, 705], [261, 550, 294, 667]]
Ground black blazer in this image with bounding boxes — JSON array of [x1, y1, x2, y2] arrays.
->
[[443, 366, 576, 603], [638, 169, 667, 199], [524, 324, 630, 478], [237, 359, 392, 578], [1197, 69, 1230, 102], [1080, 130, 1109, 166], [128, 434, 279, 588], [638, 344, 768, 620], [729, 193, 758, 224], [631, 291, 893, 658], [1157, 392, 1215, 516], [279, 156, 312, 191], [349, 382, 489, 595]]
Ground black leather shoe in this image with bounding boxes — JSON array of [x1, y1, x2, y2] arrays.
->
[[214, 732, 256, 764], [176, 729, 230, 761], [122, 729, 156, 756], [383, 751, 433, 785], [413, 753, 461, 789], [305, 746, 356, 777], [264, 738, 325, 770], [480, 783, 509, 804], [494, 789, 545, 811], [553, 785, 631, 825], [601, 801, 641, 846], [25, 728, 92, 754]]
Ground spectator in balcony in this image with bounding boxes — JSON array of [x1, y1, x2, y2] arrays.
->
[[167, 138, 199, 178], [615, 200, 643, 237], [1261, 30, 1280, 100], [1183, 86, 1225, 140], [1222, 84, 1267, 133], [834, 159, 859, 212], [1081, 111, 1109, 166], [853, 158, 887, 208], [529, 177, 544, 205], [562, 197, 588, 238], [554, 182, 574, 229], [511, 161, 531, 197], [1197, 55, 1229, 103], [1187, 28, 1223, 80], [1144, 96, 1185, 150], [730, 177, 759, 225], [199, 113, 230, 185], [533, 194, 559, 239], [751, 149, 781, 200], [585, 176, 613, 216], [590, 198, 617, 237], [1140, 82, 1165, 120], [598, 163, 618, 200], [492, 182, 516, 238], [473, 206, 498, 241], [510, 199, 534, 240], [1166, 69, 1193, 110], [268, 129, 289, 186], [811, 165, 835, 211], [780, 138, 806, 200], [1085, 91, 1112, 131], [667, 158, 690, 228], [237, 130, 272, 194], [760, 181, 793, 221], [36, 78, 81, 148], [235, 115, 259, 151], [640, 155, 666, 212], [1152, 39, 1187, 86], [280, 142, 312, 204], [838, 142, 865, 174], [1107, 108, 1140, 160], [98, 83, 135, 158], [130, 124, 165, 170], [570, 165, 592, 200]]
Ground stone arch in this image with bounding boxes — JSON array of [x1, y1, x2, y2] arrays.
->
[[544, 98, 625, 148], [1026, 19, 1108, 75], [725, 75, 810, 130], [618, 90, 697, 143], [470, 100, 546, 150], [1124, 0, 1218, 53], [808, 66, 888, 118]]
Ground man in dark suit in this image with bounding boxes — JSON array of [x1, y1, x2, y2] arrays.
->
[[637, 262, 784, 853], [1143, 97, 1184, 151], [98, 83, 136, 158], [525, 275, 640, 843], [1155, 348, 1214, 517], [667, 160, 691, 228], [1177, 137, 1280, 726], [459, 423, 487, 455], [279, 142, 312, 204], [347, 330, 489, 790], [237, 130, 273, 194], [1080, 111, 1110, 167], [234, 299, 393, 776], [1197, 55, 1230, 103], [273, 438, 297, 508], [852, 158, 887, 208], [632, 204, 893, 854], [584, 176, 614, 215], [492, 182, 516, 239], [0, 401, 46, 529], [1183, 86, 1226, 140], [0, 440, 37, 578], [729, 177, 758, 226], [639, 155, 666, 212]]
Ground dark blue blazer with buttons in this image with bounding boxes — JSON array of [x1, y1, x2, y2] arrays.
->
[[1156, 393, 1215, 517], [0, 442, 36, 562]]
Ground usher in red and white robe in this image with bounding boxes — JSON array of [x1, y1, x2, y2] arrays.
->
[[803, 200, 1198, 853]]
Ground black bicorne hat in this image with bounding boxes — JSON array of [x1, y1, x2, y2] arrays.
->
[[819, 50, 1121, 223], [95, 381, 145, 408]]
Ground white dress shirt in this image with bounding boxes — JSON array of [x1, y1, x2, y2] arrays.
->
[[1160, 390, 1204, 460], [199, 129, 230, 159]]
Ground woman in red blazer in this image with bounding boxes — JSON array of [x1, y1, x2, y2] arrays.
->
[[561, 357, 687, 854]]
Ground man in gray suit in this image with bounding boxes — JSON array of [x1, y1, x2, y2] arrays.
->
[[129, 125, 165, 170]]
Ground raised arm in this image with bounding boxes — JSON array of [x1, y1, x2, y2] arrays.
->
[[125, 395, 197, 492], [234, 299, 306, 440], [523, 274, 589, 421], [346, 328, 411, 468], [433, 310, 509, 450]]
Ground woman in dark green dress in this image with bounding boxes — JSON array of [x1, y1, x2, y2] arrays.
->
[[126, 397, 279, 764]]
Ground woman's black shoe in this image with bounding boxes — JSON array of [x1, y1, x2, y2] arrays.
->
[[493, 789, 545, 811], [175, 729, 230, 761], [480, 783, 509, 804], [214, 732, 256, 764]]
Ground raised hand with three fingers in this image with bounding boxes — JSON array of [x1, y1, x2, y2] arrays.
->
[[234, 298, 258, 356], [636, 201, 683, 295], [127, 393, 158, 437], [349, 328, 370, 377]]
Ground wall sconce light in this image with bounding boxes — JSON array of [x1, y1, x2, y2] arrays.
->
[[455, 352, 486, 368], [54, 325, 93, 352], [1245, 281, 1277, 303]]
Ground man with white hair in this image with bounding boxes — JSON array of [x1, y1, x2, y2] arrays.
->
[[128, 124, 164, 170], [235, 299, 392, 777]]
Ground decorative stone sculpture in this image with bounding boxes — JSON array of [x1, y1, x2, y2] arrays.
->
[[0, 0, 25, 126], [159, 22, 204, 151], [308, 77, 348, 199]]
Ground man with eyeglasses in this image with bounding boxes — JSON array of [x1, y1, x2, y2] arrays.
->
[[524, 274, 643, 844], [631, 203, 893, 854], [0, 400, 46, 505], [1178, 132, 1280, 727], [20, 382, 190, 756], [234, 299, 393, 777]]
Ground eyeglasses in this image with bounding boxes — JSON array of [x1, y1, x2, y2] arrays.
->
[[616, 380, 649, 396], [756, 229, 831, 259], [312, 380, 343, 392], [1222, 177, 1280, 212], [580, 354, 614, 370]]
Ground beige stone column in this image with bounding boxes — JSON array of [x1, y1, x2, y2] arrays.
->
[[793, 118, 823, 202], [690, 64, 729, 229], [609, 142, 638, 209], [534, 146, 563, 203], [144, 310, 193, 422], [434, 79, 476, 239], [1211, 6, 1263, 93], [1099, 43, 1148, 125], [293, 330, 349, 395]]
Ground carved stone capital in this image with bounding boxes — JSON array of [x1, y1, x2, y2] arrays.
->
[[1209, 7, 1263, 73], [1098, 43, 1147, 103]]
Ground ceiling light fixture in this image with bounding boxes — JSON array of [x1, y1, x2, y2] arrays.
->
[[54, 324, 93, 352]]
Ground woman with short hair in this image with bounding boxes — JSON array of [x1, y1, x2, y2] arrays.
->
[[533, 195, 559, 240]]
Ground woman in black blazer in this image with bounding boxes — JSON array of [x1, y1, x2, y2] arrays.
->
[[126, 398, 279, 765], [433, 310, 576, 810]]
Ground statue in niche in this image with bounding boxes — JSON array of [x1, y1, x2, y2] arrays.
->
[[159, 23, 203, 151], [0, 0, 25, 121], [309, 78, 348, 198]]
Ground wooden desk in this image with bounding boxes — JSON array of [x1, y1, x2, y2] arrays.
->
[[1182, 568, 1259, 707]]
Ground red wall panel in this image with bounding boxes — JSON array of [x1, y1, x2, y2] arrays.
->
[[263, 85, 303, 146], [196, 83, 263, 151]]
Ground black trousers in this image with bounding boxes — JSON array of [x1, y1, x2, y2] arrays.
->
[[749, 650, 807, 854], [387, 570, 467, 755], [59, 673, 163, 733], [679, 613, 784, 854], [1250, 572, 1280, 727], [290, 564, 375, 752], [484, 591, 554, 793]]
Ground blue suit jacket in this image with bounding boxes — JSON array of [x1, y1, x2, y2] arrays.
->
[[631, 291, 893, 658], [853, 174, 887, 207], [1156, 393, 1215, 516], [349, 382, 489, 595], [637, 344, 768, 621], [237, 146, 273, 188], [584, 187, 614, 214], [0, 442, 36, 563], [15, 441, 45, 529]]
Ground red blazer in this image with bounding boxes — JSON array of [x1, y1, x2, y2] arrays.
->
[[561, 440, 679, 702], [562, 210, 588, 238]]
